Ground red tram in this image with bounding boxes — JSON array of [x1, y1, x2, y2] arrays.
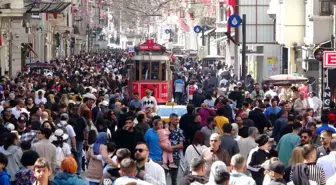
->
[[128, 39, 173, 104]]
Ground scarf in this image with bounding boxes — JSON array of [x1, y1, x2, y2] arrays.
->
[[93, 132, 108, 155]]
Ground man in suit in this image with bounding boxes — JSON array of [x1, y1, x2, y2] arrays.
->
[[32, 127, 57, 176]]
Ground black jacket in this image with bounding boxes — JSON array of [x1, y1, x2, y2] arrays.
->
[[179, 113, 195, 136], [179, 175, 208, 185], [248, 108, 269, 134]]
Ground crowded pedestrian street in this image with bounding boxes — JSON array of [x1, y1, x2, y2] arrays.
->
[[1, 0, 336, 185]]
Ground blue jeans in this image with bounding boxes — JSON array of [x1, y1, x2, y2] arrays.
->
[[89, 182, 99, 185], [76, 141, 84, 174]]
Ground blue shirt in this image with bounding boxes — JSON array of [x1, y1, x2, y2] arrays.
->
[[264, 106, 281, 118], [144, 128, 162, 162], [129, 99, 142, 109], [316, 124, 336, 135], [174, 79, 184, 93]]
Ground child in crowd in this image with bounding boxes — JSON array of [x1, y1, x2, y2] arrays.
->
[[0, 153, 11, 185], [33, 158, 56, 185], [99, 148, 131, 185], [157, 123, 177, 170], [113, 158, 151, 185], [97, 142, 118, 174]]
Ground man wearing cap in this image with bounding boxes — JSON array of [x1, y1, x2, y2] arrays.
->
[[180, 157, 208, 185], [317, 138, 336, 180], [248, 134, 272, 185], [79, 93, 96, 117], [268, 161, 286, 185], [229, 154, 256, 185], [142, 89, 157, 112], [17, 116, 28, 135], [57, 113, 76, 151]]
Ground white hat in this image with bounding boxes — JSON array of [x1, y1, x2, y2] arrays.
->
[[99, 100, 109, 106], [83, 93, 96, 100], [50, 129, 69, 142], [7, 123, 15, 131]]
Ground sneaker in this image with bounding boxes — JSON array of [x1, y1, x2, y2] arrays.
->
[[162, 164, 169, 170], [169, 163, 178, 168]]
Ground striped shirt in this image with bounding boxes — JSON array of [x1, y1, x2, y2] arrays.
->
[[290, 163, 326, 185]]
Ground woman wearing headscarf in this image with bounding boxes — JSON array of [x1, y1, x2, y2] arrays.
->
[[231, 123, 241, 141], [86, 132, 114, 185]]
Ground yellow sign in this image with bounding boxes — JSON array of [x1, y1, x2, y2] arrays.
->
[[267, 57, 278, 65]]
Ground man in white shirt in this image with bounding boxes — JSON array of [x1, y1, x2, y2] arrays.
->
[[134, 142, 166, 185], [11, 99, 29, 119], [57, 113, 76, 150], [316, 138, 336, 180], [264, 85, 277, 98], [34, 91, 47, 105]]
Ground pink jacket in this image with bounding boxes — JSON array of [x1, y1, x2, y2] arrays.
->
[[199, 108, 216, 127], [157, 128, 171, 145]]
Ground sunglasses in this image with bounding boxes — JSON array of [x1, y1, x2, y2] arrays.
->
[[135, 148, 147, 153], [210, 140, 218, 143]]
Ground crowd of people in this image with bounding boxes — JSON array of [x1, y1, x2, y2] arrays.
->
[[0, 48, 333, 185]]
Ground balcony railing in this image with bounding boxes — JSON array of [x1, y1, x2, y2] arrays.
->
[[25, 0, 71, 13]]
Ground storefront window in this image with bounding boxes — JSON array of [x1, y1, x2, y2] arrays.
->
[[320, 1, 332, 15]]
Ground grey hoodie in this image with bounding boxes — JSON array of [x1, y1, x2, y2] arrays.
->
[[0, 145, 23, 181]]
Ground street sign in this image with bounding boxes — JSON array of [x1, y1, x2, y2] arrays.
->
[[228, 14, 242, 27], [128, 47, 135, 53], [194, 25, 202, 33], [202, 26, 209, 31], [323, 51, 336, 68], [165, 29, 171, 34]]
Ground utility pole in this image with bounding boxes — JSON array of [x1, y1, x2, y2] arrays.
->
[[202, 29, 205, 46], [241, 14, 246, 81]]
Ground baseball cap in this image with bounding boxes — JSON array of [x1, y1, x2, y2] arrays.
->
[[83, 93, 96, 100], [18, 116, 26, 123], [190, 157, 206, 171], [60, 113, 69, 120], [269, 161, 285, 175]]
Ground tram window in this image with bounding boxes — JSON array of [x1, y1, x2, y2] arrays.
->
[[151, 62, 159, 80], [162, 63, 166, 80], [135, 61, 140, 80], [142, 62, 150, 80]]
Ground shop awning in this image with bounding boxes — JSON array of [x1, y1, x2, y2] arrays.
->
[[25, 0, 71, 13]]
